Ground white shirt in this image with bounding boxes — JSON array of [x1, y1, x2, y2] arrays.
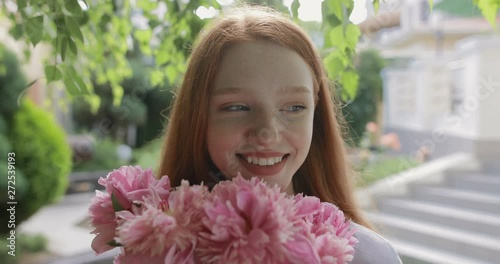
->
[[349, 222, 403, 264]]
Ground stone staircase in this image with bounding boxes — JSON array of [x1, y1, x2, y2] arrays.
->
[[365, 164, 500, 264]]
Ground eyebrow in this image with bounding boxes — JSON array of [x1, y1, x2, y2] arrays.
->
[[212, 85, 311, 96]]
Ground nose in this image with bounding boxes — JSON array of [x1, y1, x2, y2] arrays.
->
[[248, 111, 283, 146]]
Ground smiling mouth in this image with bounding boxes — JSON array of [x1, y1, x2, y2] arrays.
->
[[236, 153, 289, 166]]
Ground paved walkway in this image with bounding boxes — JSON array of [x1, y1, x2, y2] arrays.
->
[[19, 192, 116, 263]]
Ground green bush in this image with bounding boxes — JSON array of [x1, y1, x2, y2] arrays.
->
[[0, 163, 29, 203], [342, 49, 385, 147], [0, 115, 7, 135], [0, 134, 11, 157], [0, 100, 71, 234], [0, 45, 27, 119], [132, 137, 163, 170], [0, 232, 48, 264]]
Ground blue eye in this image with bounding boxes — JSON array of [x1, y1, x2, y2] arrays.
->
[[284, 105, 306, 112], [224, 105, 249, 111]]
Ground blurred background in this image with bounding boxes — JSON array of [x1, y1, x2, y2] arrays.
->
[[0, 0, 499, 263]]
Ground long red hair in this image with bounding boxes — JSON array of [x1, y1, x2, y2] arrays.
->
[[158, 5, 372, 229]]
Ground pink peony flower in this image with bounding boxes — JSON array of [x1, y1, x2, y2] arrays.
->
[[115, 180, 208, 263], [89, 190, 117, 254], [89, 166, 171, 254], [308, 203, 358, 263], [196, 175, 302, 264], [97, 166, 171, 210], [89, 167, 358, 263]]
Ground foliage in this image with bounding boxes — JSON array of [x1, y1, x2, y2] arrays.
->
[[0, 232, 48, 264], [0, 0, 366, 105], [474, 0, 500, 27], [342, 49, 385, 147], [0, 45, 27, 120], [1, 100, 71, 232], [1, 0, 496, 108], [0, 0, 221, 103], [0, 115, 6, 135], [73, 137, 126, 172], [132, 137, 163, 170], [135, 86, 174, 147], [72, 58, 173, 145]]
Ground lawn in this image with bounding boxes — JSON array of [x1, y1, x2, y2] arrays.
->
[[355, 154, 422, 187]]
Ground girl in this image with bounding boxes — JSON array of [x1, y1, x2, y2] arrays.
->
[[158, 5, 402, 263]]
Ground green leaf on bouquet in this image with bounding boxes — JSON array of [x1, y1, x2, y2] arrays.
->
[[106, 240, 123, 247], [111, 192, 125, 212]]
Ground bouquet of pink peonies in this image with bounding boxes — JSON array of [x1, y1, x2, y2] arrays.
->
[[88, 166, 358, 264]]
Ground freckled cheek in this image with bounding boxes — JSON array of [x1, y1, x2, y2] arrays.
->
[[207, 118, 247, 153], [284, 116, 314, 150]]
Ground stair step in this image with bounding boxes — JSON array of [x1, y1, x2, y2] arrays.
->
[[388, 238, 491, 264], [365, 212, 500, 263], [378, 198, 500, 237], [412, 186, 500, 214], [449, 173, 500, 195]]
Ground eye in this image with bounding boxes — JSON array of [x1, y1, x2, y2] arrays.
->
[[283, 105, 306, 112], [223, 105, 250, 111]]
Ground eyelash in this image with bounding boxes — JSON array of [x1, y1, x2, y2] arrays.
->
[[223, 105, 250, 111], [284, 105, 306, 112], [222, 105, 306, 112]]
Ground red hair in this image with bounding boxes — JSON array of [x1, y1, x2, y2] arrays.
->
[[158, 5, 373, 229]]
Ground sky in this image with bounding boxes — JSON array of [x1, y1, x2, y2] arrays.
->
[[213, 0, 369, 24]]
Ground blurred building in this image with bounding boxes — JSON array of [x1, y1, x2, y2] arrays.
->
[[358, 0, 500, 162], [357, 1, 500, 263]]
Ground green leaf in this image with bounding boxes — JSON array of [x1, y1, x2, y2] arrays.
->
[[327, 0, 344, 19], [345, 24, 361, 48], [324, 52, 346, 80], [111, 84, 125, 106], [135, 29, 152, 42], [137, 0, 158, 12], [17, 0, 27, 9], [63, 66, 89, 95], [8, 24, 23, 40], [340, 70, 359, 100], [165, 65, 178, 84], [61, 36, 68, 61], [67, 37, 78, 56], [65, 16, 84, 42], [291, 0, 300, 19], [25, 15, 44, 46], [106, 240, 123, 247], [87, 94, 101, 114], [65, 0, 83, 17], [45, 65, 63, 82], [327, 25, 347, 50], [373, 0, 380, 13], [428, 0, 434, 11], [150, 69, 164, 87], [111, 192, 125, 212], [476, 0, 499, 28]]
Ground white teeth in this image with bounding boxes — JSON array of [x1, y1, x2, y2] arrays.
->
[[241, 155, 285, 166]]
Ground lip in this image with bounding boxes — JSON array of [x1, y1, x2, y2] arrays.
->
[[237, 154, 289, 176]]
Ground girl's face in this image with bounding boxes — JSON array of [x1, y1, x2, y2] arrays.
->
[[207, 40, 315, 194]]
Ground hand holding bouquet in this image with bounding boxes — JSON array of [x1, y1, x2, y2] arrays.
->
[[88, 166, 358, 264]]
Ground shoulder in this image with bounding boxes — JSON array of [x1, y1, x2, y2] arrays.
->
[[349, 222, 402, 264]]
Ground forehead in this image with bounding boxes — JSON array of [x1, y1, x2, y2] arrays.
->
[[212, 40, 314, 92]]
